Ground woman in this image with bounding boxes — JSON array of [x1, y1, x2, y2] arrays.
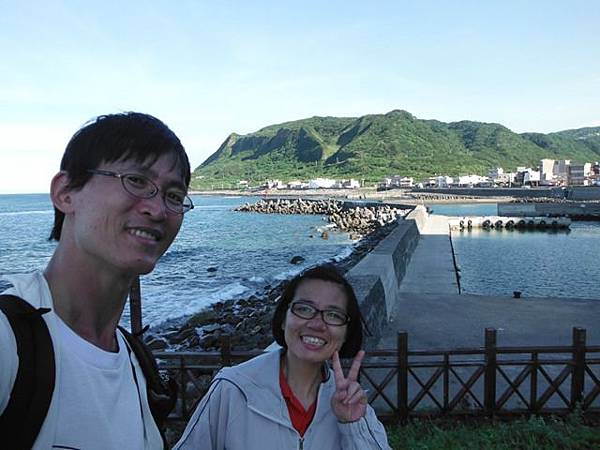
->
[[174, 265, 390, 450]]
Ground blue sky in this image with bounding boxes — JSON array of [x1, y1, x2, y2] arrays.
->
[[1, 1, 599, 193]]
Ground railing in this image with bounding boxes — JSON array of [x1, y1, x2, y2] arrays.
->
[[154, 327, 600, 423]]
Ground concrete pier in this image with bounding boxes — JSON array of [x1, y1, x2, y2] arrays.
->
[[357, 209, 600, 414], [396, 213, 459, 296], [371, 209, 600, 348]]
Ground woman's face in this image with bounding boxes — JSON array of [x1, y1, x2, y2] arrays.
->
[[283, 278, 348, 367]]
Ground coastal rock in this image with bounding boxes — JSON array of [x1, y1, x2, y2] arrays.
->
[[290, 255, 305, 264], [157, 207, 403, 354]]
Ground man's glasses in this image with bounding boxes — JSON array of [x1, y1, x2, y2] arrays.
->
[[87, 169, 194, 215], [289, 301, 350, 326]]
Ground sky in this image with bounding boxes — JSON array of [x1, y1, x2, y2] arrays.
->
[[1, 1, 599, 194]]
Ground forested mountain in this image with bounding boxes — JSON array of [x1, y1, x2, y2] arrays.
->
[[191, 110, 600, 188]]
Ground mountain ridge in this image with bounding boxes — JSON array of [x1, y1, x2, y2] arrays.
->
[[192, 110, 600, 188]]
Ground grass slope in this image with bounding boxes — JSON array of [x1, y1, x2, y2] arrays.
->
[[191, 112, 600, 189]]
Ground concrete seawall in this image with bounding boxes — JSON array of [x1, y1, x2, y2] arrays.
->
[[347, 205, 454, 346], [414, 186, 600, 201], [498, 201, 600, 219]]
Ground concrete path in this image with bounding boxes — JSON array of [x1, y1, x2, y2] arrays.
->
[[381, 292, 600, 349], [397, 214, 459, 296]]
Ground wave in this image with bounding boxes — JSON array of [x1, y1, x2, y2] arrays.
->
[[0, 210, 53, 216]]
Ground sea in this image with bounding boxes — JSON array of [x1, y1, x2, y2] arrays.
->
[[429, 203, 600, 301], [1, 195, 598, 329], [0, 194, 355, 327]]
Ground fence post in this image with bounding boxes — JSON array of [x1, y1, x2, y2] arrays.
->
[[221, 335, 231, 367], [484, 328, 497, 415], [570, 327, 586, 409], [129, 276, 142, 335], [179, 355, 187, 418], [398, 331, 408, 421], [530, 352, 538, 413]]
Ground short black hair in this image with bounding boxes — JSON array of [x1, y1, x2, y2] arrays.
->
[[49, 112, 190, 241], [271, 264, 363, 358]]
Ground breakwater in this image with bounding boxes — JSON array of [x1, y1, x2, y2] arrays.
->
[[235, 198, 411, 235], [498, 201, 600, 220], [413, 186, 600, 201], [345, 206, 428, 345]]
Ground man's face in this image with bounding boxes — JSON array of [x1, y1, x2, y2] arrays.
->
[[65, 153, 187, 276]]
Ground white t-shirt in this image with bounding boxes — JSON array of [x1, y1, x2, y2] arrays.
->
[[52, 316, 146, 450]]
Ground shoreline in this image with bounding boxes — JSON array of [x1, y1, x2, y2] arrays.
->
[[190, 188, 515, 205], [144, 214, 402, 352]]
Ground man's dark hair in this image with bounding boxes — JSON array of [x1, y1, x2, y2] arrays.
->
[[271, 264, 364, 358], [49, 112, 191, 241]]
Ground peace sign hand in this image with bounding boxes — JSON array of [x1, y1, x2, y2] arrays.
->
[[331, 350, 368, 423]]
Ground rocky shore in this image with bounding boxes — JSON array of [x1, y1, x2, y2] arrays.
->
[[144, 199, 410, 353]]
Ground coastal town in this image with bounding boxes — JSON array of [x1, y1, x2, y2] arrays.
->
[[234, 158, 600, 192]]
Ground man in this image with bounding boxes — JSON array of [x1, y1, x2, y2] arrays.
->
[[0, 112, 193, 449]]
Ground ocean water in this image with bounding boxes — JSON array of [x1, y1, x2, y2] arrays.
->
[[429, 203, 600, 300], [0, 194, 355, 326]]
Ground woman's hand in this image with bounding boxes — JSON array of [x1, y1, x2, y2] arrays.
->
[[331, 350, 368, 423]]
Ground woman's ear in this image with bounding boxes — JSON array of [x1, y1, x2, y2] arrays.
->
[[50, 171, 74, 213]]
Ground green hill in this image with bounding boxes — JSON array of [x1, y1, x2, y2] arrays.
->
[[191, 111, 600, 189]]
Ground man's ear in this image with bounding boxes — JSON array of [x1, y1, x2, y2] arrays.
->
[[50, 171, 75, 213]]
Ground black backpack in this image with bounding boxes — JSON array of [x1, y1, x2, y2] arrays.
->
[[0, 294, 177, 450]]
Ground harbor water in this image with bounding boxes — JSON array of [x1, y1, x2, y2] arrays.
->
[[430, 203, 600, 300]]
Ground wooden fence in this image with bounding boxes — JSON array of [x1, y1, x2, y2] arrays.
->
[[154, 327, 600, 423]]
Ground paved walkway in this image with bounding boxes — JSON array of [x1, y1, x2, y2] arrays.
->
[[397, 214, 459, 296], [379, 212, 600, 348]]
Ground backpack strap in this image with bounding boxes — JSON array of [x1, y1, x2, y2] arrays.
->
[[118, 325, 177, 449], [0, 294, 55, 450]]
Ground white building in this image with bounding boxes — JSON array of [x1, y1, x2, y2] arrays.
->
[[523, 169, 541, 186], [539, 159, 555, 184], [379, 175, 413, 189], [427, 176, 453, 188], [333, 179, 360, 189], [308, 178, 337, 189], [287, 180, 304, 189], [457, 174, 488, 187]]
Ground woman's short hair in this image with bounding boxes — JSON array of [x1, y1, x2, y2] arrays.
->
[[271, 264, 364, 358]]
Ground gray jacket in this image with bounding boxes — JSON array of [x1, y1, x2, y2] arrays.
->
[[174, 349, 390, 450]]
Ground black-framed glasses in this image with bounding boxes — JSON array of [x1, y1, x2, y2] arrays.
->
[[289, 301, 350, 326], [87, 169, 194, 214]]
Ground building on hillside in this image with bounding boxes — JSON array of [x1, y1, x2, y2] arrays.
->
[[378, 175, 413, 189], [457, 174, 489, 187], [539, 159, 555, 185], [553, 160, 571, 185], [238, 180, 249, 188], [513, 168, 540, 186], [489, 167, 504, 177], [489, 167, 517, 186], [568, 163, 592, 186], [333, 179, 360, 189], [261, 179, 284, 189], [287, 180, 306, 189], [523, 169, 541, 186], [426, 176, 453, 188], [308, 178, 337, 189]]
